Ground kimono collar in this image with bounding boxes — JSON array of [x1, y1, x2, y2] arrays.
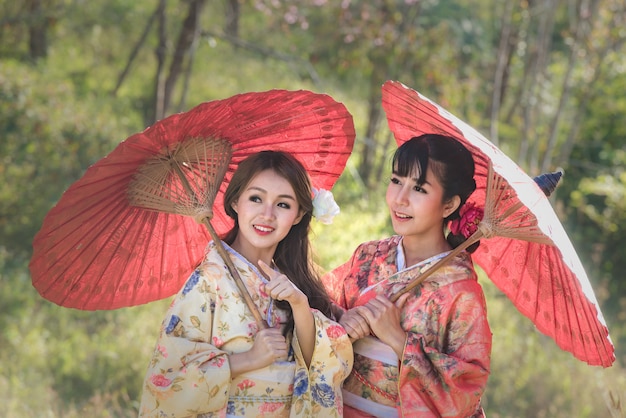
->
[[395, 236, 451, 273], [396, 237, 407, 270], [209, 240, 275, 284]]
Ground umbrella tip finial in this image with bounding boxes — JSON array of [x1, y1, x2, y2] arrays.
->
[[534, 169, 563, 197]]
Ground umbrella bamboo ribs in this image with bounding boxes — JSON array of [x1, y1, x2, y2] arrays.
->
[[128, 137, 268, 330]]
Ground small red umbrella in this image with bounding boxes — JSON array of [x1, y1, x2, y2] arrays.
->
[[29, 89, 355, 314], [380, 80, 614, 367]]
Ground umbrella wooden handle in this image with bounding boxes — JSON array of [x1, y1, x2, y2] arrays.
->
[[202, 219, 269, 330], [169, 161, 267, 329]]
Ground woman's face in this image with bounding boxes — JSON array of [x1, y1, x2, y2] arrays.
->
[[230, 169, 303, 262], [385, 164, 457, 240]]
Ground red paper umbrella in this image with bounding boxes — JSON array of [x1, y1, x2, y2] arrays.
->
[[29, 89, 355, 312], [381, 80, 614, 367]]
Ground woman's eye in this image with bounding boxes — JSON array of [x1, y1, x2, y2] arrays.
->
[[413, 185, 425, 193], [248, 195, 262, 203], [277, 202, 291, 209], [390, 177, 400, 185]]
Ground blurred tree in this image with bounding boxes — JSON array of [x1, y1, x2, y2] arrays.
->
[[0, 0, 55, 60], [225, 0, 240, 37], [560, 70, 626, 363], [156, 0, 207, 121], [0, 63, 140, 261], [486, 0, 626, 175], [25, 0, 48, 59], [248, 0, 491, 189]]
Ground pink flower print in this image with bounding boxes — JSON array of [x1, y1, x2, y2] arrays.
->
[[212, 336, 224, 347], [326, 324, 346, 339], [156, 344, 168, 358], [377, 240, 390, 255], [248, 322, 258, 336], [237, 379, 256, 390], [212, 356, 226, 367], [259, 402, 283, 413], [449, 202, 484, 238], [150, 374, 172, 388]]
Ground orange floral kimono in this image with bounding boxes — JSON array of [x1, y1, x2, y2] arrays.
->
[[324, 236, 492, 418], [139, 241, 353, 418]]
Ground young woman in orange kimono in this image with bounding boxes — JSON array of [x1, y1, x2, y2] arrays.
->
[[324, 134, 493, 418]]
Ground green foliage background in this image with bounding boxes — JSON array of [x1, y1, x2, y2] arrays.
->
[[1, 0, 625, 417]]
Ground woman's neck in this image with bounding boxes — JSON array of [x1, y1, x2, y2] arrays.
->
[[229, 238, 276, 271], [401, 234, 451, 267]]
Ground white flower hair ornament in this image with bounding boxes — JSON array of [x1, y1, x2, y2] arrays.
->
[[312, 188, 340, 225]]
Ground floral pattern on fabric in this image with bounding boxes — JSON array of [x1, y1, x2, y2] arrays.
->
[[324, 236, 492, 418], [139, 241, 353, 418]]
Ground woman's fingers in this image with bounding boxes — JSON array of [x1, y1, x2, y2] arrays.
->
[[360, 294, 408, 342], [366, 294, 393, 311], [254, 328, 289, 362], [258, 260, 307, 305], [340, 308, 371, 339], [266, 277, 296, 301], [258, 260, 278, 280], [395, 293, 410, 309]]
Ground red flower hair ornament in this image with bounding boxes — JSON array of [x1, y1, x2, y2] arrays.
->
[[449, 202, 484, 239]]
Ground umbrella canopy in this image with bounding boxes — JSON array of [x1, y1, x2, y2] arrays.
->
[[381, 80, 614, 368], [30, 89, 355, 311]]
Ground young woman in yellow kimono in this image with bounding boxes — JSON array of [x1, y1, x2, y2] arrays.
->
[[139, 151, 353, 417], [324, 134, 493, 418]]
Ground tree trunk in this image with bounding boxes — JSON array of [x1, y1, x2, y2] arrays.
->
[[152, 0, 168, 125], [541, 0, 597, 173], [559, 6, 626, 169], [27, 0, 47, 59], [159, 0, 207, 120], [176, 22, 202, 113], [358, 73, 383, 189], [113, 7, 159, 97], [489, 1, 515, 147], [225, 0, 239, 38], [527, 0, 557, 173]]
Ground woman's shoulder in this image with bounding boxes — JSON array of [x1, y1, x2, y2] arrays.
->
[[427, 251, 480, 289], [353, 235, 401, 255], [205, 241, 249, 270]]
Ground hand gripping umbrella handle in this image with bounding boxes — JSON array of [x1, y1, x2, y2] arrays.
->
[[201, 218, 269, 330]]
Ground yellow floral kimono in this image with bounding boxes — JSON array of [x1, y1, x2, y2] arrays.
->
[[139, 241, 353, 418]]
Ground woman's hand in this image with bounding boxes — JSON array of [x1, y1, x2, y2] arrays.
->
[[359, 294, 410, 357], [228, 327, 288, 378], [258, 260, 308, 308], [339, 307, 372, 340], [258, 260, 315, 366], [249, 327, 289, 364]]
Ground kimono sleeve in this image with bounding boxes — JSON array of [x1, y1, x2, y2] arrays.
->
[[139, 269, 231, 417], [321, 245, 362, 309], [290, 310, 354, 417], [398, 280, 492, 417]]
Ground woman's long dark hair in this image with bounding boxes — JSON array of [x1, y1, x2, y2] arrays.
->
[[392, 134, 480, 252], [222, 151, 333, 335]]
